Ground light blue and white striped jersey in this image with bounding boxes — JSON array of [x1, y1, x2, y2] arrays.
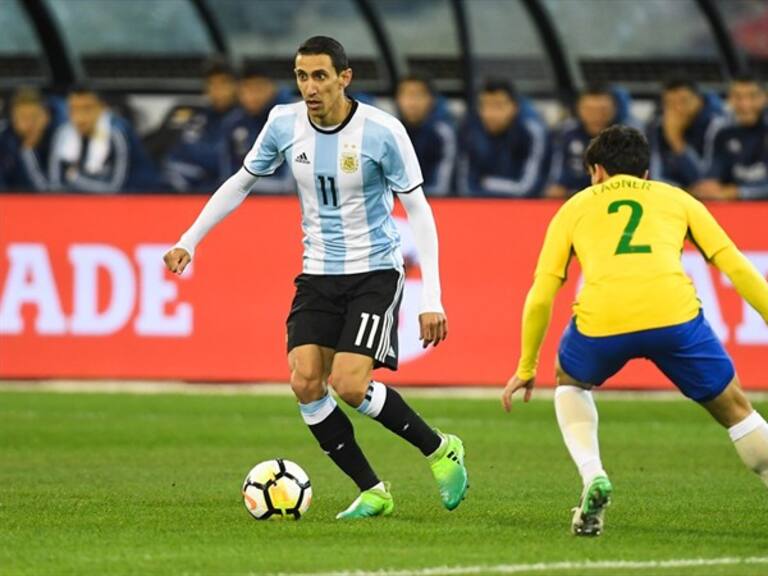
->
[[243, 99, 423, 275]]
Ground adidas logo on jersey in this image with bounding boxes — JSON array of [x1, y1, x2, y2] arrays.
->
[[295, 152, 310, 165]]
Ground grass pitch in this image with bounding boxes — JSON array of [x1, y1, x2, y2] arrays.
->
[[1, 388, 767, 575]]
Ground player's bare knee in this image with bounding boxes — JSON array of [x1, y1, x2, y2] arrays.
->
[[330, 372, 367, 407], [290, 365, 326, 403]]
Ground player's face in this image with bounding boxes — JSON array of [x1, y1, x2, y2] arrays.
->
[[729, 82, 766, 126], [662, 88, 702, 125], [478, 91, 517, 135], [294, 53, 351, 120], [11, 102, 49, 142], [396, 81, 434, 126], [206, 73, 237, 112], [68, 93, 104, 136], [239, 77, 276, 115], [578, 94, 615, 137]]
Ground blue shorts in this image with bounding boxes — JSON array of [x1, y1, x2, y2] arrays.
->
[[558, 312, 734, 403]]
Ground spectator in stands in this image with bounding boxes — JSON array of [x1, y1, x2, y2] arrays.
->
[[163, 56, 238, 192], [395, 74, 456, 196], [545, 84, 617, 198], [0, 87, 58, 191], [459, 79, 549, 197], [694, 74, 768, 200], [49, 84, 158, 193], [647, 77, 725, 189], [221, 64, 292, 192]]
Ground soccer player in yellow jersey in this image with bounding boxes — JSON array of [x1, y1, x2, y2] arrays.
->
[[501, 126, 768, 536]]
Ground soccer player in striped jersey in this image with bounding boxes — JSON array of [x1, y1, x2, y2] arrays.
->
[[164, 36, 468, 519], [501, 126, 768, 536]]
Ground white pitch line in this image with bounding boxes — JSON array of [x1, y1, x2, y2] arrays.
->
[[269, 556, 768, 576]]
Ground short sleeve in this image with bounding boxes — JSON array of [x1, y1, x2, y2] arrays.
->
[[534, 201, 576, 279], [684, 195, 734, 260], [382, 121, 423, 193], [243, 108, 291, 177]]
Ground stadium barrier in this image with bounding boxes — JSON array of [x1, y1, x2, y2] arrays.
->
[[2, 194, 768, 390]]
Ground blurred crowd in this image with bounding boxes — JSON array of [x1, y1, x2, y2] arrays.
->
[[1, 57, 766, 200]]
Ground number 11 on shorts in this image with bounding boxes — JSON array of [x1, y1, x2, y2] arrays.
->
[[355, 312, 381, 349]]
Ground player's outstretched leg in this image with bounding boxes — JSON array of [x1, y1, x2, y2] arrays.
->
[[354, 380, 468, 511], [291, 347, 392, 520], [555, 384, 612, 536], [331, 352, 469, 511], [299, 393, 394, 519], [703, 378, 768, 488]]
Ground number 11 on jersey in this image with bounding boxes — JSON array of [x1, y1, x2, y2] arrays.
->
[[355, 312, 381, 349], [318, 176, 338, 208]]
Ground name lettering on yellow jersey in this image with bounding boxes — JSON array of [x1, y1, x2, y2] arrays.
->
[[599, 179, 652, 193]]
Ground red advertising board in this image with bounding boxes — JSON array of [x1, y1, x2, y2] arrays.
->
[[1, 194, 767, 389]]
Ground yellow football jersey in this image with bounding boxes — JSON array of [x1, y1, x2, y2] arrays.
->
[[535, 174, 734, 336]]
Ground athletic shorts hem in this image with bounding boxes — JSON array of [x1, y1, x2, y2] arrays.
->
[[687, 367, 734, 404], [557, 312, 734, 401]]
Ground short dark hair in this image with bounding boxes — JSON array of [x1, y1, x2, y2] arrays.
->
[[297, 36, 349, 73], [731, 72, 764, 88], [202, 55, 235, 79], [580, 83, 612, 99], [480, 78, 517, 101], [397, 73, 436, 95], [11, 86, 45, 110], [68, 82, 100, 98], [663, 76, 699, 95], [584, 125, 649, 178]]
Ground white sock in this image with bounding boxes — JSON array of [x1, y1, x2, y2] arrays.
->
[[356, 381, 387, 418], [555, 385, 607, 486], [729, 411, 768, 488]]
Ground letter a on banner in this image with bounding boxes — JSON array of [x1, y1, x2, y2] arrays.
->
[[0, 243, 66, 334]]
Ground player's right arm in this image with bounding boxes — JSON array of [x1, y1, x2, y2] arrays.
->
[[165, 106, 288, 275], [686, 196, 768, 323], [164, 167, 258, 274], [502, 201, 574, 411]]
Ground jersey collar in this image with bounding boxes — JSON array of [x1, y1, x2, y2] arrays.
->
[[308, 98, 358, 135]]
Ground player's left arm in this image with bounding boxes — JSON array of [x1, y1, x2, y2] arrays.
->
[[687, 196, 768, 322], [713, 247, 768, 323], [382, 119, 447, 347], [398, 186, 447, 348]]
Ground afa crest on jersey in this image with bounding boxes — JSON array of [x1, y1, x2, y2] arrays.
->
[[340, 150, 359, 173]]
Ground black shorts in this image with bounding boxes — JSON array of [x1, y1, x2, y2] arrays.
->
[[286, 269, 404, 370]]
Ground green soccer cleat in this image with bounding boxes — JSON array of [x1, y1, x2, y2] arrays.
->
[[428, 432, 469, 511], [571, 475, 613, 537], [335, 483, 394, 520]]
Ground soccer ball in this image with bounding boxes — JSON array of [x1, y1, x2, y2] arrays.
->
[[242, 459, 312, 520]]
